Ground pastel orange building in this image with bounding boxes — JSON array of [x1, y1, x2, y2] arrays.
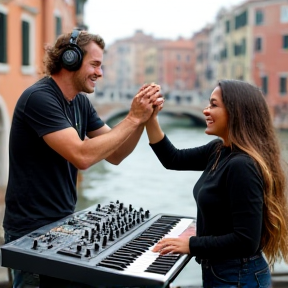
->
[[0, 0, 87, 187]]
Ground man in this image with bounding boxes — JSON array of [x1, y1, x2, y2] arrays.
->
[[3, 29, 163, 288]]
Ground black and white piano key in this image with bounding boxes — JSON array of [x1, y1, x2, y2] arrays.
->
[[121, 218, 193, 274]]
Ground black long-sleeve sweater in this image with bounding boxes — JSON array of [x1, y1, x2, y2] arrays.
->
[[150, 135, 264, 260]]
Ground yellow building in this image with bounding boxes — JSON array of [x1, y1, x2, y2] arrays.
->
[[217, 1, 253, 82]]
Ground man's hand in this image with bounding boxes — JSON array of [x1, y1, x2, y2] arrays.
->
[[127, 83, 163, 125]]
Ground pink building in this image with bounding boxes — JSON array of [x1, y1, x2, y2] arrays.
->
[[157, 38, 195, 92], [251, 0, 288, 127]]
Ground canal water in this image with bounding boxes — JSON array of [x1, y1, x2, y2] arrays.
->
[[76, 114, 288, 287]]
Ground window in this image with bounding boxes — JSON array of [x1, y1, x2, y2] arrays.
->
[[280, 76, 287, 94], [21, 13, 35, 74], [261, 76, 268, 95], [281, 6, 288, 23], [194, 77, 200, 88], [234, 43, 241, 56], [255, 37, 262, 52], [197, 42, 203, 49], [22, 20, 30, 66], [215, 35, 221, 43], [205, 67, 213, 80], [76, 0, 85, 15], [283, 35, 288, 49], [220, 46, 227, 59], [225, 20, 230, 33], [55, 16, 62, 37], [255, 10, 264, 25], [241, 38, 246, 55], [175, 66, 181, 72], [197, 54, 203, 62], [233, 39, 246, 56], [145, 66, 154, 74], [0, 11, 7, 64], [235, 10, 248, 30], [118, 46, 125, 53]]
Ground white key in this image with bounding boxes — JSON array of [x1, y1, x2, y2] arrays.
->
[[124, 218, 194, 273]]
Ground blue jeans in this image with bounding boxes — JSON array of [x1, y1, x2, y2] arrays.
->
[[201, 253, 271, 288]]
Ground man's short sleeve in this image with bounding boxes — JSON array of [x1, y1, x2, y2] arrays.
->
[[24, 89, 71, 137]]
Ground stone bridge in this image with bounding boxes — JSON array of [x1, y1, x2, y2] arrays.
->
[[90, 89, 208, 126], [93, 102, 206, 126]]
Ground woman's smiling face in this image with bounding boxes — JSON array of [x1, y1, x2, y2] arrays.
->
[[203, 86, 229, 145]]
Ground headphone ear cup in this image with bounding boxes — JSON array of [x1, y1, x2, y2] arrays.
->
[[61, 44, 83, 71]]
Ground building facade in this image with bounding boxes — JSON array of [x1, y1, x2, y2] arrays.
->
[[95, 0, 288, 128], [251, 0, 288, 127], [0, 0, 86, 187], [213, 0, 288, 127], [157, 37, 195, 93]]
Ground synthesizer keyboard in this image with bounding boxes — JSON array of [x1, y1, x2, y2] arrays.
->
[[1, 200, 196, 287]]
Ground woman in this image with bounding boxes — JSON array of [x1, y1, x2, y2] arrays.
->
[[146, 80, 288, 288]]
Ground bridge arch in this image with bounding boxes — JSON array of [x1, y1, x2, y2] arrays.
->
[[97, 104, 206, 126], [92, 88, 209, 126]]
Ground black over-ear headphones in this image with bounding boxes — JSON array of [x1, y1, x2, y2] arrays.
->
[[61, 29, 83, 71]]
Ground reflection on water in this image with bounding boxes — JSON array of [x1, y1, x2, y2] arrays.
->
[[76, 114, 288, 286]]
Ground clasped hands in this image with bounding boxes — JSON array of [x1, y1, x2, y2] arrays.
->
[[129, 83, 164, 124]]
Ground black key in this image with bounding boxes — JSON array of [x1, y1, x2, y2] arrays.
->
[[118, 247, 142, 255], [145, 267, 169, 275], [97, 262, 125, 271], [101, 259, 128, 268], [113, 251, 138, 258], [107, 256, 133, 265], [124, 244, 147, 253], [110, 253, 135, 262]]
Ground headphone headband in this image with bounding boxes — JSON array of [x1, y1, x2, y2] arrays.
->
[[70, 29, 81, 45]]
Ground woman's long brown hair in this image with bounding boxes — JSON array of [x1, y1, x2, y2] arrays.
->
[[219, 79, 288, 267]]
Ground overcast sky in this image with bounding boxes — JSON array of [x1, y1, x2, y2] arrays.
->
[[84, 0, 245, 46]]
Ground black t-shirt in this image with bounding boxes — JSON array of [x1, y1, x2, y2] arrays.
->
[[4, 77, 105, 236], [150, 135, 264, 260]]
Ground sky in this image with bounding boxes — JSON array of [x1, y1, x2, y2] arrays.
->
[[84, 0, 245, 46]]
